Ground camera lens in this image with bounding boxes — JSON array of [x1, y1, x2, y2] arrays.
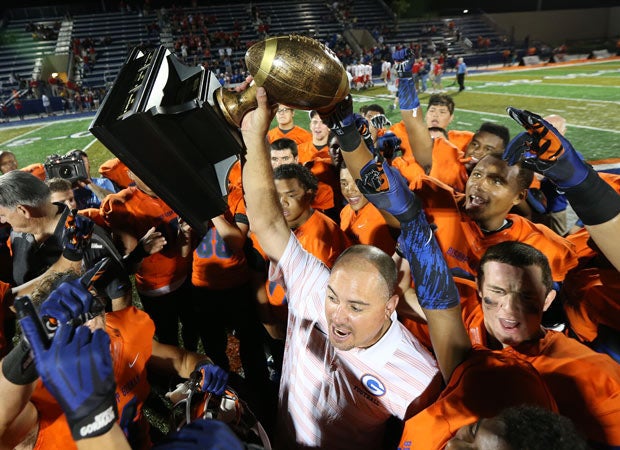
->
[[60, 166, 73, 178]]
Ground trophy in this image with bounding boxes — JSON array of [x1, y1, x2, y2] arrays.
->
[[90, 36, 349, 234]]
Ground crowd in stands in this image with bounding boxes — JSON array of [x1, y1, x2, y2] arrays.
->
[[25, 20, 60, 41]]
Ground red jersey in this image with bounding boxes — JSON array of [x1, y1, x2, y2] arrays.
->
[[100, 186, 191, 294], [32, 307, 154, 450]]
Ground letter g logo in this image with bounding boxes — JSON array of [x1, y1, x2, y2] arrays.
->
[[361, 374, 386, 397]]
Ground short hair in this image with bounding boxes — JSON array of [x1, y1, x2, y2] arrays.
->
[[65, 148, 88, 158], [428, 94, 455, 114], [499, 405, 588, 450], [309, 110, 320, 120], [428, 126, 448, 138], [478, 241, 553, 294], [482, 154, 533, 191], [476, 122, 510, 150], [365, 104, 385, 115], [270, 138, 298, 157], [0, 150, 16, 160], [273, 163, 318, 194], [333, 245, 398, 296], [46, 177, 73, 193], [0, 170, 51, 208]]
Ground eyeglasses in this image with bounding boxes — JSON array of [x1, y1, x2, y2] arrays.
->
[[276, 107, 292, 113]]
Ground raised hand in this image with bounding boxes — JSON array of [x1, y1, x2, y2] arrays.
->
[[504, 107, 588, 189]]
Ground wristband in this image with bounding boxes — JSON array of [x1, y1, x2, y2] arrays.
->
[[333, 122, 362, 153], [1, 339, 38, 385], [69, 397, 118, 441], [563, 167, 620, 226]]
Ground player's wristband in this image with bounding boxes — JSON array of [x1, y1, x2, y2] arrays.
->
[[563, 166, 620, 226], [1, 339, 38, 385], [68, 397, 118, 441], [333, 122, 362, 153]]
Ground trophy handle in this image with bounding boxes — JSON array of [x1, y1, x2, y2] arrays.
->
[[214, 83, 259, 128]]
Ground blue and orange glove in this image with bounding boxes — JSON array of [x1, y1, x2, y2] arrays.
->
[[153, 419, 244, 450], [370, 114, 391, 130], [196, 361, 228, 396], [19, 319, 117, 441], [376, 132, 401, 160], [504, 106, 620, 226], [503, 107, 588, 189], [62, 209, 95, 261], [357, 158, 420, 223]]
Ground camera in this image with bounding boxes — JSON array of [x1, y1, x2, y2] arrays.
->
[[44, 152, 89, 183]]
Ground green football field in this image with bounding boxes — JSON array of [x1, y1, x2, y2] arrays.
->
[[1, 58, 619, 175]]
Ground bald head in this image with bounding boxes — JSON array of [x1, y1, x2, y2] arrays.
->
[[543, 114, 566, 136], [333, 245, 397, 297]]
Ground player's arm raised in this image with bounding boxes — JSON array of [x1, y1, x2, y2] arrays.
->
[[240, 84, 290, 263]]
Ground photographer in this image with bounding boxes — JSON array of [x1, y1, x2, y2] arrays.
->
[[53, 149, 116, 209]]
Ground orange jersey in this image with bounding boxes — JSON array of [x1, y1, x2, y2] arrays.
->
[[339, 202, 396, 255], [297, 141, 329, 165], [412, 176, 578, 283], [21, 163, 46, 180], [305, 158, 340, 212], [191, 212, 250, 290], [428, 137, 468, 193], [32, 307, 154, 450], [504, 331, 620, 446], [98, 158, 132, 189], [391, 155, 425, 185], [389, 121, 415, 163], [563, 266, 620, 343], [267, 125, 312, 145], [399, 348, 557, 450], [100, 186, 191, 293], [256, 210, 350, 308], [447, 129, 475, 152]]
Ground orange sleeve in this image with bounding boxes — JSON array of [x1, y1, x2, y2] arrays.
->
[[98, 158, 132, 189], [21, 163, 46, 180], [295, 211, 350, 268], [389, 121, 414, 162], [447, 129, 475, 152], [428, 137, 468, 193]]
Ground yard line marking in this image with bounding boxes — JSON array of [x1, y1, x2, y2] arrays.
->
[[0, 122, 53, 145], [471, 90, 619, 105], [566, 106, 587, 110], [83, 138, 99, 151], [456, 108, 620, 134]]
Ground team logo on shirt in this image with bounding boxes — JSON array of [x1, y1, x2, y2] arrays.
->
[[361, 374, 386, 397]]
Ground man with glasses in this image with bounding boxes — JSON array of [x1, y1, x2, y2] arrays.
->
[[267, 104, 311, 145]]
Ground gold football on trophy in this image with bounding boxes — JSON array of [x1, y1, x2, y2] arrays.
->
[[215, 35, 350, 127]]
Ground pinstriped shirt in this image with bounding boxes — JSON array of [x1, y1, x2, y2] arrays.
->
[[270, 233, 439, 449]]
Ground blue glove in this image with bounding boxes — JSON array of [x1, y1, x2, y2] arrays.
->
[[376, 132, 401, 160], [19, 319, 117, 441], [39, 278, 98, 333], [197, 363, 228, 396], [319, 95, 360, 152], [356, 158, 420, 222], [397, 211, 460, 310], [392, 49, 413, 78], [397, 77, 420, 111], [62, 209, 95, 261], [153, 419, 244, 450], [503, 107, 589, 189]]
